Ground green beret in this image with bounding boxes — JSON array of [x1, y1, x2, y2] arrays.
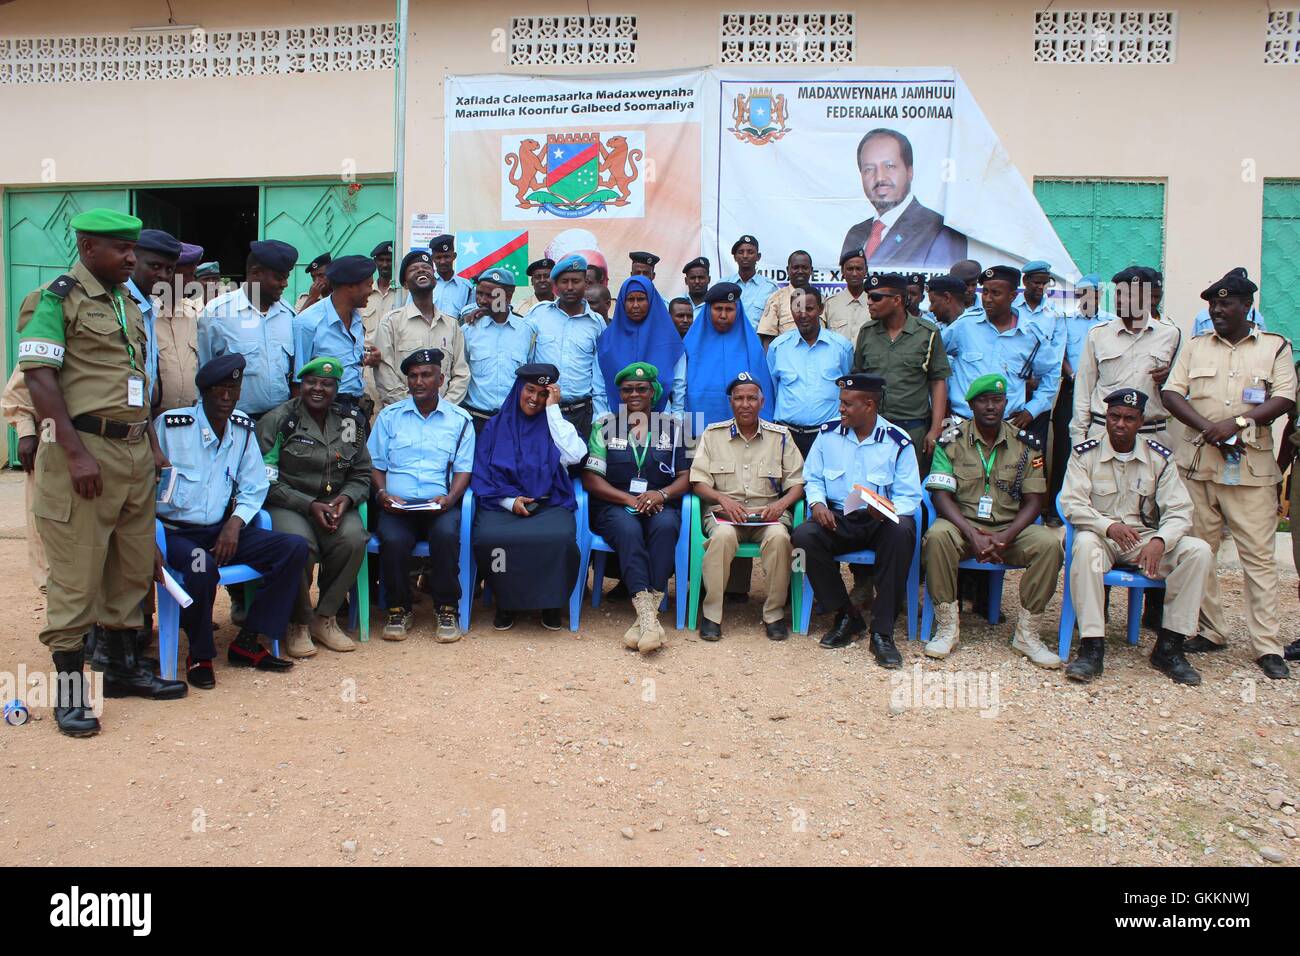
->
[[299, 356, 343, 381], [615, 361, 662, 405], [70, 208, 142, 241], [966, 373, 1008, 401]]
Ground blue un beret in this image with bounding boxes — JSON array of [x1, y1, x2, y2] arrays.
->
[[550, 254, 587, 281], [726, 371, 763, 395], [249, 239, 298, 274], [478, 267, 516, 287], [326, 255, 376, 286], [195, 353, 246, 391], [1021, 259, 1051, 276]]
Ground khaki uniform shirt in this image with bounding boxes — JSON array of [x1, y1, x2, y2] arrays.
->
[[1163, 327, 1297, 486], [359, 283, 398, 407], [16, 260, 150, 422], [1, 366, 37, 439], [852, 314, 950, 423], [1072, 317, 1182, 444], [924, 419, 1046, 526], [256, 398, 372, 512], [1058, 433, 1189, 549], [689, 419, 804, 513], [154, 296, 202, 411], [373, 301, 470, 407], [756, 286, 825, 338], [823, 288, 871, 344], [512, 292, 543, 316]]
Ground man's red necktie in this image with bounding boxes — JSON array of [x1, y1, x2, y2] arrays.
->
[[865, 220, 886, 259]]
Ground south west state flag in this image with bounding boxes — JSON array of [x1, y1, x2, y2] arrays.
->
[[456, 230, 529, 283]]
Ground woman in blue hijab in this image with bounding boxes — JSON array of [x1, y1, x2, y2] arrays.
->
[[471, 363, 587, 631], [596, 276, 684, 415], [682, 282, 773, 427]]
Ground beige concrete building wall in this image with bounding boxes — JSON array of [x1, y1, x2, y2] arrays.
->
[[1, 0, 1296, 333]]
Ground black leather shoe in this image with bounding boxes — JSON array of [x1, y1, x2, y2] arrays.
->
[[1256, 654, 1292, 680], [699, 618, 722, 641], [765, 620, 788, 641], [541, 608, 563, 630], [51, 648, 100, 738], [1150, 630, 1201, 686], [227, 633, 293, 672], [187, 657, 216, 690], [493, 609, 514, 631], [1065, 637, 1105, 683], [1284, 639, 1300, 662], [868, 631, 903, 669], [819, 610, 866, 648], [1183, 635, 1226, 654], [102, 628, 188, 699]]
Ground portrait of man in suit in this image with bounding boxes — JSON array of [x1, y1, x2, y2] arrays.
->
[[840, 128, 968, 268]]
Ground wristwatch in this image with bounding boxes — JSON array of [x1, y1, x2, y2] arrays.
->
[[1234, 415, 1250, 430]]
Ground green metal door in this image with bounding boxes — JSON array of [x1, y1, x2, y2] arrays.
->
[[1262, 180, 1300, 356], [259, 181, 395, 304], [4, 188, 133, 463], [1033, 180, 1166, 281]]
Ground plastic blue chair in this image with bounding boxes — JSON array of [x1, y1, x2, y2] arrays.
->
[[155, 510, 276, 680], [357, 490, 476, 642], [918, 489, 1040, 641], [574, 486, 693, 630], [1056, 495, 1163, 660], [790, 499, 922, 640]]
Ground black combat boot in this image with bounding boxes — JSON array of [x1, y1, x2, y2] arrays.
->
[[1150, 629, 1202, 686], [1064, 637, 1104, 683], [102, 628, 187, 699], [50, 648, 100, 737], [85, 624, 109, 673]]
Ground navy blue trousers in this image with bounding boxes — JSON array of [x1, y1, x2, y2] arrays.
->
[[376, 506, 462, 610], [164, 521, 310, 660], [592, 504, 679, 595]]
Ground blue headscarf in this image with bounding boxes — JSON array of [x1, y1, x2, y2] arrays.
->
[[471, 378, 576, 512], [683, 298, 772, 426], [597, 276, 684, 414]]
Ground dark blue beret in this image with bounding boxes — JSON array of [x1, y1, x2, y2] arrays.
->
[[135, 229, 182, 258], [704, 281, 741, 305], [629, 251, 660, 266], [399, 249, 433, 284], [868, 273, 908, 292], [400, 348, 445, 374], [195, 352, 246, 391], [249, 239, 298, 274], [305, 252, 332, 274], [731, 235, 759, 254], [839, 246, 867, 266], [527, 258, 556, 275], [1200, 268, 1257, 301], [430, 234, 456, 254], [370, 241, 393, 257], [682, 257, 710, 274], [516, 363, 560, 386], [326, 255, 376, 286], [1104, 388, 1148, 412], [837, 374, 886, 393], [926, 275, 966, 297], [979, 265, 1022, 286]]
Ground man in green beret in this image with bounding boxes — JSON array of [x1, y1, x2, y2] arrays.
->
[[921, 373, 1064, 667], [256, 356, 372, 657], [18, 208, 187, 737]]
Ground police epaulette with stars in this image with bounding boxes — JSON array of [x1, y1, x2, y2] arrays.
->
[[162, 413, 194, 428], [883, 424, 911, 447], [1146, 439, 1172, 458], [230, 412, 255, 430], [1016, 428, 1043, 451], [759, 421, 790, 435], [46, 274, 77, 299], [1073, 438, 1101, 455]]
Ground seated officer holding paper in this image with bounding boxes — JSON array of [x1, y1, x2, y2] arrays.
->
[[1058, 388, 1212, 686], [689, 373, 805, 642], [791, 374, 921, 666], [156, 354, 310, 689], [368, 348, 475, 644], [922, 373, 1063, 667], [256, 356, 372, 658]]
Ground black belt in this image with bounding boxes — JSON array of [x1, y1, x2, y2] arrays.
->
[[1091, 414, 1169, 433], [159, 517, 219, 533], [463, 405, 498, 421], [778, 421, 823, 435], [560, 397, 593, 412], [891, 417, 929, 431], [71, 414, 148, 442]]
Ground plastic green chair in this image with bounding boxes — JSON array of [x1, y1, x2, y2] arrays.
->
[[686, 495, 805, 630]]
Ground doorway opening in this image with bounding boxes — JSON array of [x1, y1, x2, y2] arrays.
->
[[133, 185, 259, 279]]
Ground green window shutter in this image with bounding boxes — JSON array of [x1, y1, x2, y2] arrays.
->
[[1262, 180, 1300, 356], [1034, 179, 1166, 286]]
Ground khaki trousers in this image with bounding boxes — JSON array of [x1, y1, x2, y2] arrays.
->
[[1184, 476, 1283, 658], [923, 519, 1062, 613], [24, 469, 48, 592], [34, 432, 155, 652], [700, 513, 791, 625], [1069, 529, 1213, 639]]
